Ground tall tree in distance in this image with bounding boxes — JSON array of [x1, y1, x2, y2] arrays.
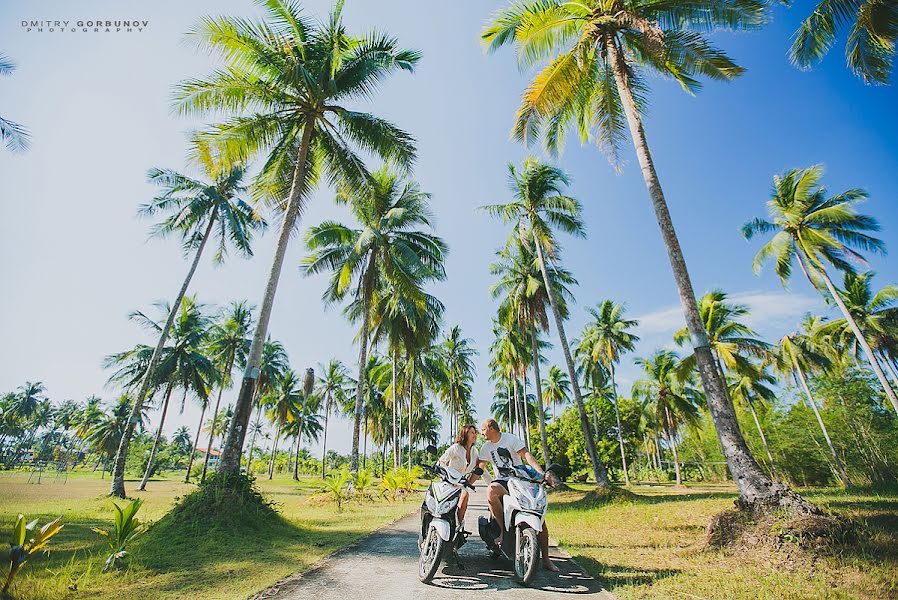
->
[[483, 0, 807, 510], [483, 158, 610, 486], [304, 169, 446, 471], [175, 1, 420, 479], [108, 142, 263, 498], [315, 359, 351, 478]]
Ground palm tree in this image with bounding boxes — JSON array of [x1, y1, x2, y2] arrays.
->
[[0, 53, 29, 152], [437, 326, 478, 437], [483, 158, 609, 486], [134, 298, 216, 491], [245, 339, 289, 467], [87, 396, 148, 473], [578, 300, 640, 485], [285, 374, 322, 480], [727, 363, 778, 478], [743, 166, 898, 418], [263, 369, 304, 479], [790, 0, 897, 84], [303, 168, 447, 471], [491, 236, 574, 464], [822, 271, 898, 391], [109, 147, 264, 498], [632, 351, 702, 486], [489, 320, 529, 438], [315, 359, 351, 477], [176, 1, 420, 478], [483, 0, 794, 507], [771, 329, 851, 487], [199, 301, 253, 482], [542, 366, 570, 421], [172, 426, 192, 455]]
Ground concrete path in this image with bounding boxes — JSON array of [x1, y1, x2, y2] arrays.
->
[[256, 487, 615, 599]]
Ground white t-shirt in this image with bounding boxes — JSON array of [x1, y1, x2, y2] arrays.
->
[[477, 432, 526, 480], [438, 443, 475, 474]]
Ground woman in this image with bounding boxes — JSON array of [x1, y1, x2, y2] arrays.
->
[[438, 424, 477, 525]]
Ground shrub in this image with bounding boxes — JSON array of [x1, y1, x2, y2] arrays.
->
[[3, 514, 64, 595], [92, 498, 147, 571]]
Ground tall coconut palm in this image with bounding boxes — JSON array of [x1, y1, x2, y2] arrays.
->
[[199, 301, 254, 482], [437, 326, 478, 437], [0, 53, 29, 152], [632, 350, 702, 486], [790, 0, 897, 84], [176, 1, 420, 478], [771, 330, 851, 487], [245, 339, 289, 467], [315, 359, 351, 478], [821, 271, 898, 392], [303, 168, 446, 471], [743, 166, 898, 419], [489, 319, 530, 438], [483, 158, 609, 486], [491, 236, 573, 463], [109, 147, 264, 498], [87, 396, 148, 469], [483, 0, 796, 508], [263, 369, 304, 479], [285, 373, 321, 480], [542, 366, 570, 421], [132, 298, 216, 491], [578, 300, 640, 485]]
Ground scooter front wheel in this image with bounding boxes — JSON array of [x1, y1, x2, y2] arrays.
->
[[418, 526, 445, 583], [514, 527, 540, 585]]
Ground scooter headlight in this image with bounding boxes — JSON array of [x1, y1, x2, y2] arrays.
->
[[512, 480, 547, 512], [425, 494, 439, 514]]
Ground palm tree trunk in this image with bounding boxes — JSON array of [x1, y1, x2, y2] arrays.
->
[[532, 236, 609, 486], [407, 359, 415, 471], [792, 358, 851, 487], [879, 351, 898, 389], [522, 372, 532, 448], [246, 401, 263, 471], [109, 207, 219, 498], [800, 255, 898, 418], [391, 353, 399, 469], [664, 406, 682, 486], [321, 392, 331, 479], [201, 362, 230, 482], [219, 119, 315, 477], [293, 429, 302, 481], [745, 398, 777, 479], [363, 411, 368, 469], [184, 399, 207, 483], [268, 420, 282, 480], [530, 322, 551, 465], [351, 255, 377, 473], [138, 383, 175, 491], [607, 40, 786, 506], [609, 362, 630, 485]]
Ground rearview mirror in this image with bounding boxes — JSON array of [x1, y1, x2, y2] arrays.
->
[[426, 445, 438, 456]]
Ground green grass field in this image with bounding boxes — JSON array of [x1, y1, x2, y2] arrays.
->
[[0, 470, 414, 600], [551, 483, 898, 600]]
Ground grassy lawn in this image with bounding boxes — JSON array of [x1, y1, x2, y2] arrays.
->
[[551, 482, 898, 600], [0, 470, 415, 600]]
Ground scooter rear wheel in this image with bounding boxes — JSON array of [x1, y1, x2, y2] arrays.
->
[[514, 527, 540, 585], [418, 526, 445, 583]]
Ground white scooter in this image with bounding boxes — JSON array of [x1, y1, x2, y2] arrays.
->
[[478, 447, 560, 585], [417, 449, 483, 583]]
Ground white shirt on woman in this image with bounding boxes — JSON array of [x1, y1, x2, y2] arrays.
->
[[438, 442, 475, 474]]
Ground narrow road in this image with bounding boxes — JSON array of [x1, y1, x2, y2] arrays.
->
[[257, 487, 615, 599]]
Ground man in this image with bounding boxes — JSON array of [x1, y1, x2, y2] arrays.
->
[[474, 418, 559, 572]]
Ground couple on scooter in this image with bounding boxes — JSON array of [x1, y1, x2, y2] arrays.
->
[[437, 418, 559, 572]]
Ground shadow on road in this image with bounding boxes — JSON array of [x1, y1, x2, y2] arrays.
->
[[430, 553, 606, 594]]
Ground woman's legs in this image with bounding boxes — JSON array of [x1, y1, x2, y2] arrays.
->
[[458, 488, 470, 524]]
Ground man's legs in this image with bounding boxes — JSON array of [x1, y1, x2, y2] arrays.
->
[[486, 482, 507, 543]]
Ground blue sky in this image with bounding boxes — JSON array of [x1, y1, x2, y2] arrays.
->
[[2, 1, 897, 455]]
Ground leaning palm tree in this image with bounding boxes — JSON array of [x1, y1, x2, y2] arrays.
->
[[483, 158, 609, 486], [108, 146, 263, 498], [743, 166, 898, 418], [175, 1, 420, 478], [0, 53, 29, 152], [632, 350, 702, 486], [199, 301, 253, 482], [771, 329, 851, 487], [491, 236, 573, 464], [483, 0, 800, 509], [303, 168, 446, 471], [790, 0, 897, 84], [821, 271, 898, 390], [578, 300, 640, 485], [316, 359, 351, 478]]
